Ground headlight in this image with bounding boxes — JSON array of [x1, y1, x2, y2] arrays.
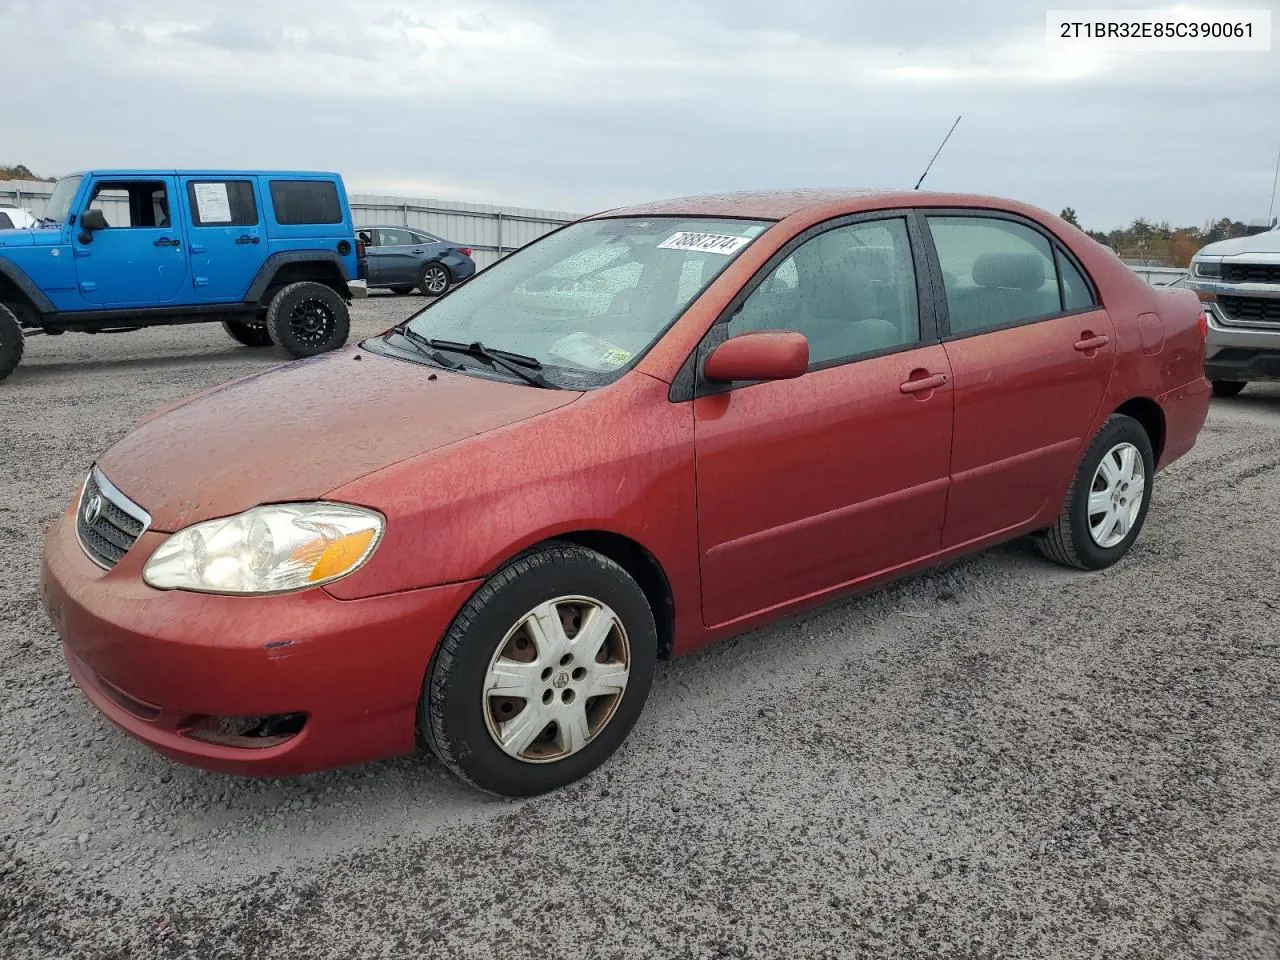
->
[[143, 503, 384, 595], [1192, 259, 1221, 278]]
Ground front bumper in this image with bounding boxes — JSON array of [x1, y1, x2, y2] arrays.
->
[[347, 278, 369, 299], [39, 507, 479, 777], [1205, 303, 1280, 381]]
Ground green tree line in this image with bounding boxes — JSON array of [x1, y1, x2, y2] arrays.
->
[[1060, 208, 1261, 267]]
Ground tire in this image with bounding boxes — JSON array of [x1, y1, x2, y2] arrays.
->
[[390, 285, 416, 295], [221, 319, 273, 348], [1036, 413, 1155, 571], [0, 304, 23, 382], [264, 282, 350, 359], [418, 262, 452, 297], [423, 542, 658, 797], [1211, 380, 1247, 398]]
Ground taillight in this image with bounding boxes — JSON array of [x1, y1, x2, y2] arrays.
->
[[459, 247, 472, 258], [1197, 311, 1208, 340]]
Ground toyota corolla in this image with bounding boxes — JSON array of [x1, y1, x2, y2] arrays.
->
[[40, 189, 1212, 797]]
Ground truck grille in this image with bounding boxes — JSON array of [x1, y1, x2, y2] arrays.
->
[[75, 467, 150, 569], [1221, 263, 1280, 285], [1218, 296, 1280, 326]]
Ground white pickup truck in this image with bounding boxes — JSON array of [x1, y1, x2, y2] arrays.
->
[[1188, 219, 1280, 396], [0, 205, 39, 230]]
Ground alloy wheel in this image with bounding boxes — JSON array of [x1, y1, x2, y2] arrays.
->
[[1087, 442, 1145, 548]]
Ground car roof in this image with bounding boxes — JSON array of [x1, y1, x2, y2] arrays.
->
[[588, 188, 1058, 223], [63, 170, 343, 179]]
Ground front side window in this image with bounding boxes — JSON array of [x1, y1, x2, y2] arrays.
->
[[269, 180, 343, 225], [86, 180, 170, 229], [728, 218, 921, 366], [927, 216, 1067, 335], [396, 217, 770, 388], [187, 181, 258, 227]]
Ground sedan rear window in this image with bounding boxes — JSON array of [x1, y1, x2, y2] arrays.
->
[[400, 217, 770, 388]]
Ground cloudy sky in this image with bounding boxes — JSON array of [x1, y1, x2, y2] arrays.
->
[[2, 0, 1277, 230]]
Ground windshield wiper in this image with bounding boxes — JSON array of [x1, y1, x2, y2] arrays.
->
[[386, 325, 465, 371], [427, 339, 558, 389]]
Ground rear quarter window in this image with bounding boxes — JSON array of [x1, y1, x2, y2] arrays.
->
[[0, 213, 12, 230], [269, 180, 343, 225]]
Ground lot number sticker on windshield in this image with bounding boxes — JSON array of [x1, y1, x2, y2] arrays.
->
[[657, 232, 752, 255], [193, 183, 233, 224]]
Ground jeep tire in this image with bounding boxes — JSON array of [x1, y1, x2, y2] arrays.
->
[[0, 303, 24, 383], [264, 282, 351, 359], [222, 319, 274, 348]]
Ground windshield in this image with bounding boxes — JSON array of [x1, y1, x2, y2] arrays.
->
[[399, 216, 771, 388], [42, 176, 82, 224]]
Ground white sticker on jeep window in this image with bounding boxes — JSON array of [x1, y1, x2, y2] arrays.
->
[[193, 182, 233, 224], [657, 232, 752, 255]]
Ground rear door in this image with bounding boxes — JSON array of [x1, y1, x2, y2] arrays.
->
[[921, 211, 1116, 548], [371, 228, 422, 285], [180, 177, 264, 302], [72, 176, 190, 307]]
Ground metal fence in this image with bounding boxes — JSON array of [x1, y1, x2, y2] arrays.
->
[[0, 179, 578, 269]]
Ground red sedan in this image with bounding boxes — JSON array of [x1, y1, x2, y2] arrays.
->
[[40, 189, 1212, 797]]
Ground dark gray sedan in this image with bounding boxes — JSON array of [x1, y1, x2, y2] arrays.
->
[[356, 225, 477, 296]]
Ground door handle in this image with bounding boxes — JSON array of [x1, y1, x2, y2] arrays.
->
[[411, 249, 424, 254], [1074, 334, 1110, 352], [153, 237, 181, 248], [235, 235, 260, 245], [899, 372, 949, 395]]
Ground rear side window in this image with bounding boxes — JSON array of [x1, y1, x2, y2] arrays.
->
[[269, 180, 342, 225], [927, 216, 1063, 335], [0, 213, 12, 230], [187, 181, 258, 227], [1057, 249, 1097, 311]]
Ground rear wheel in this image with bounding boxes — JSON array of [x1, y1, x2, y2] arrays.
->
[[1211, 380, 1247, 398], [423, 542, 657, 797], [418, 262, 451, 297], [264, 282, 350, 359], [222, 319, 273, 348], [0, 303, 23, 382], [1036, 414, 1155, 570]]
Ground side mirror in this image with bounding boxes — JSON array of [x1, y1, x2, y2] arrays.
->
[[77, 209, 107, 243], [703, 330, 809, 383]]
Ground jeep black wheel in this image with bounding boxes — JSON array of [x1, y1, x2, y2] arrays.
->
[[222, 319, 274, 348], [390, 285, 416, 295], [418, 263, 452, 297], [0, 304, 24, 383], [264, 282, 351, 359]]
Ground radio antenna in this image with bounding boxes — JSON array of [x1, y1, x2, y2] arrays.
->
[[914, 115, 962, 190], [1268, 141, 1279, 227]]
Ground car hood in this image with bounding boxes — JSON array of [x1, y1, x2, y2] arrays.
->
[[0, 227, 61, 247], [1197, 230, 1280, 258], [95, 346, 582, 531]]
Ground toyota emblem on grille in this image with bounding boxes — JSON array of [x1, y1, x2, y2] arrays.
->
[[83, 494, 103, 526]]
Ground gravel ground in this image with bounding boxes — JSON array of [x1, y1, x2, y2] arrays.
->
[[3, 296, 1279, 959]]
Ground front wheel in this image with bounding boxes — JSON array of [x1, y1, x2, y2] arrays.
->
[[0, 303, 23, 383], [1211, 380, 1247, 398], [418, 262, 452, 297], [264, 282, 350, 359], [422, 543, 657, 797], [1036, 413, 1155, 570]]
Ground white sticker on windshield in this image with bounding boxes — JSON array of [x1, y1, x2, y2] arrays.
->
[[657, 232, 752, 255], [193, 182, 233, 224]]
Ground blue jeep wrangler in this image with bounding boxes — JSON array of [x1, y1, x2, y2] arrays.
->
[[0, 170, 367, 381]]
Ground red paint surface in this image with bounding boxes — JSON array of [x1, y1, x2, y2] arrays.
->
[[40, 190, 1212, 777]]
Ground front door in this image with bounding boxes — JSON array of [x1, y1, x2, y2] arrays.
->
[[923, 213, 1118, 547], [693, 215, 954, 628], [181, 177, 265, 303], [73, 176, 190, 307]]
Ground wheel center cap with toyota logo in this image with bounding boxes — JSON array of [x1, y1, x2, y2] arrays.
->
[[82, 494, 103, 526], [553, 672, 570, 689]]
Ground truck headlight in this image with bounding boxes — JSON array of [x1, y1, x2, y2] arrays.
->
[[1192, 260, 1221, 278], [142, 503, 383, 594]]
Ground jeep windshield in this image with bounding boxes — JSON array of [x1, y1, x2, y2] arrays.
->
[[379, 217, 771, 389], [41, 176, 82, 225]]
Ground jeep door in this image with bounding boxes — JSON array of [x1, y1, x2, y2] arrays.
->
[[72, 176, 191, 307], [180, 177, 266, 303]]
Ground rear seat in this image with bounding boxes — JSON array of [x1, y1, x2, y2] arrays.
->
[[947, 251, 1060, 332]]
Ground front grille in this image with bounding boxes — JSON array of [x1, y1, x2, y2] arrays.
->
[[1218, 296, 1280, 326], [75, 467, 149, 569], [1222, 263, 1280, 285]]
